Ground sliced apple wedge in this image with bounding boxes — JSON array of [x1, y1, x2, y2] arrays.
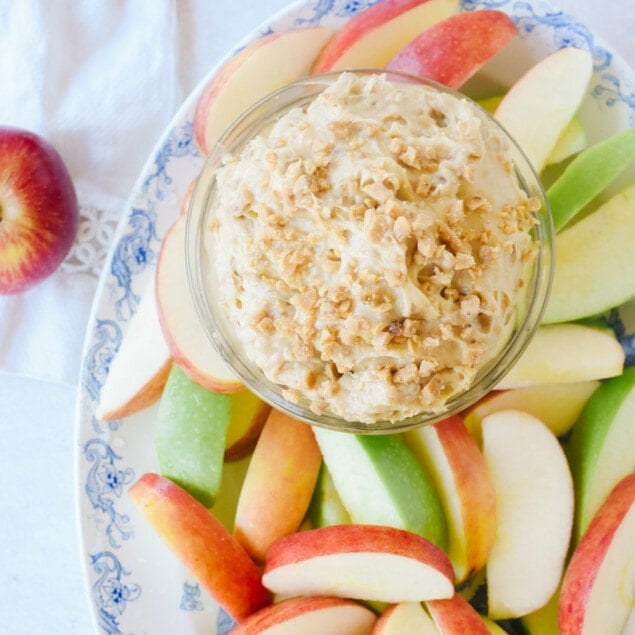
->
[[128, 473, 270, 622], [262, 524, 455, 603], [312, 0, 458, 73], [387, 10, 517, 89], [482, 410, 574, 619], [155, 364, 231, 508], [543, 184, 635, 323], [224, 390, 270, 461], [96, 278, 172, 421], [313, 427, 447, 549], [156, 216, 243, 393], [308, 462, 352, 529], [463, 381, 600, 440], [403, 415, 497, 583], [230, 596, 377, 635], [234, 409, 322, 562], [559, 473, 635, 635], [547, 125, 635, 230], [425, 593, 490, 634], [374, 602, 438, 634], [194, 27, 334, 155], [496, 323, 624, 389], [567, 367, 635, 541], [494, 46, 593, 172]]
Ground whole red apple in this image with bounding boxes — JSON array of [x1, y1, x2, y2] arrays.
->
[[0, 126, 79, 294]]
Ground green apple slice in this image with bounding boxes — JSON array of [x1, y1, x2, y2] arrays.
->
[[308, 462, 352, 528], [543, 185, 635, 323], [567, 367, 635, 541], [547, 125, 635, 231], [155, 363, 231, 508], [497, 323, 624, 389], [313, 428, 447, 549]]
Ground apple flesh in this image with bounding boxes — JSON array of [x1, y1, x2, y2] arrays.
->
[[496, 323, 624, 389], [155, 216, 244, 393], [543, 184, 635, 324], [403, 415, 497, 583], [386, 10, 517, 89], [313, 427, 447, 549], [559, 473, 635, 635], [224, 390, 270, 461], [547, 125, 635, 231], [308, 462, 352, 529], [0, 126, 79, 294], [155, 363, 231, 508], [463, 381, 600, 441], [262, 524, 455, 603], [373, 602, 438, 634], [494, 47, 593, 172], [194, 27, 333, 155], [128, 472, 270, 622], [230, 596, 377, 635], [96, 278, 172, 421], [425, 593, 490, 634], [312, 0, 458, 73], [566, 367, 635, 541], [233, 409, 322, 562], [482, 410, 574, 619]]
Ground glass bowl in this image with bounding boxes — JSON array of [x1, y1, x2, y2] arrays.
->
[[185, 69, 554, 434]]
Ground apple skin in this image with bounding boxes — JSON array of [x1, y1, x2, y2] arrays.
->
[[262, 524, 455, 603], [229, 595, 377, 635], [224, 390, 270, 462], [312, 0, 458, 72], [128, 472, 270, 622], [386, 10, 517, 89], [425, 593, 490, 634], [0, 126, 79, 294], [403, 415, 497, 583], [559, 473, 635, 635], [233, 408, 322, 562]]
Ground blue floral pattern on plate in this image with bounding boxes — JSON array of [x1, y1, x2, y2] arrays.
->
[[75, 1, 635, 632]]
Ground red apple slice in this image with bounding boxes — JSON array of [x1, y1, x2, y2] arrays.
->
[[374, 602, 439, 633], [234, 409, 322, 562], [404, 415, 497, 583], [155, 216, 243, 393], [230, 596, 377, 634], [194, 27, 334, 155], [262, 524, 455, 602], [559, 473, 635, 635], [96, 278, 172, 420], [128, 472, 270, 622], [386, 10, 518, 89], [426, 593, 490, 634], [312, 0, 459, 73]]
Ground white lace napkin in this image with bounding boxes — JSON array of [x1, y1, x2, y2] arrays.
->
[[0, 0, 285, 386]]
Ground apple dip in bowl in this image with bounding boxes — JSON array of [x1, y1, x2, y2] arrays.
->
[[186, 70, 553, 432]]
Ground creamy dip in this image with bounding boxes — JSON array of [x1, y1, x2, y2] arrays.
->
[[206, 72, 539, 424]]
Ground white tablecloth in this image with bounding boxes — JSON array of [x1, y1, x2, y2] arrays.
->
[[0, 2, 632, 633]]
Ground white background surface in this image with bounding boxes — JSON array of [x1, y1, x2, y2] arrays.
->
[[0, 2, 632, 634]]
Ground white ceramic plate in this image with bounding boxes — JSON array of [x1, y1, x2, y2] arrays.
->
[[75, 1, 635, 633]]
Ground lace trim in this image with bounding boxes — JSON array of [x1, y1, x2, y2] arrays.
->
[[60, 204, 121, 278]]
